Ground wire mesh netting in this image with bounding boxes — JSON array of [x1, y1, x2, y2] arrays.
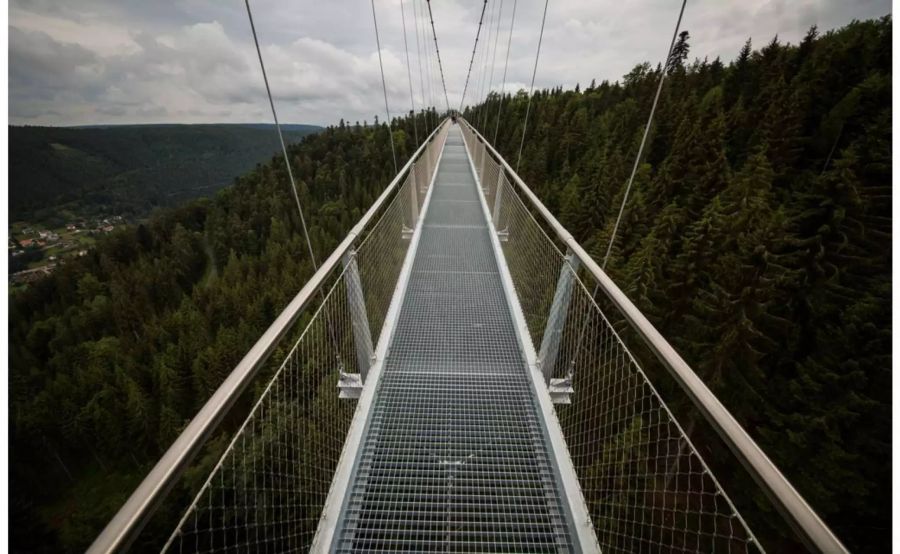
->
[[162, 124, 449, 553], [163, 265, 360, 552], [555, 274, 762, 553], [492, 175, 568, 345], [358, 124, 449, 343], [460, 121, 764, 554], [356, 169, 419, 342]]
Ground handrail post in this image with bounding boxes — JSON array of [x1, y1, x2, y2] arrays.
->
[[417, 159, 427, 195], [409, 163, 420, 225], [488, 165, 503, 212], [477, 140, 486, 180], [478, 139, 489, 182], [492, 171, 505, 227], [342, 248, 374, 382], [539, 249, 580, 385]]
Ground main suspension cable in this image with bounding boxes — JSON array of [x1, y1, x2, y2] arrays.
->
[[400, 0, 419, 144], [515, 0, 549, 172], [602, 0, 687, 269], [370, 0, 398, 172], [244, 0, 318, 270], [492, 0, 517, 143], [426, 0, 451, 113]]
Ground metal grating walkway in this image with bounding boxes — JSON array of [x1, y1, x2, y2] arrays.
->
[[332, 126, 577, 553]]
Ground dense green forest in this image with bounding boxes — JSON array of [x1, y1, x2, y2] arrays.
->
[[466, 17, 890, 553], [9, 112, 437, 552], [8, 15, 890, 554], [9, 123, 320, 224]]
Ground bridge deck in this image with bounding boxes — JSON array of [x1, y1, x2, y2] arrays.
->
[[332, 125, 576, 553]]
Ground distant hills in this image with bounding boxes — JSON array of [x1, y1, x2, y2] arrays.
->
[[9, 123, 322, 224], [68, 123, 321, 132]]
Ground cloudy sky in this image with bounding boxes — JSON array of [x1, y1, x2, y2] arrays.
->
[[9, 0, 891, 127]]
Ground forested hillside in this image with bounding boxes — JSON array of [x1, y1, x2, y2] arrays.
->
[[466, 17, 890, 553], [9, 112, 436, 552], [9, 123, 320, 224]]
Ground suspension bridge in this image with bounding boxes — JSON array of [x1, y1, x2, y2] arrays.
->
[[88, 1, 849, 552]]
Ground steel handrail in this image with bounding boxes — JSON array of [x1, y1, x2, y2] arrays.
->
[[88, 118, 449, 554], [458, 117, 848, 554]]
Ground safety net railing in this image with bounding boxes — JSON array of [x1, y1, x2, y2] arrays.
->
[[89, 119, 450, 553], [458, 118, 847, 554]]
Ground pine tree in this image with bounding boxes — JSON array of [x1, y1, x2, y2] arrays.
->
[[667, 31, 691, 71], [757, 75, 804, 182]]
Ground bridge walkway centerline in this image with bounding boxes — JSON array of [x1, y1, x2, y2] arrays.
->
[[330, 124, 580, 553]]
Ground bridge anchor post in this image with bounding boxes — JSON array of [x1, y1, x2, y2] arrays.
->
[[539, 249, 580, 403]]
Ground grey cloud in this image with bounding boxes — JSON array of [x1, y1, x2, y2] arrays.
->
[[96, 104, 127, 116], [9, 0, 892, 126], [9, 26, 104, 98]]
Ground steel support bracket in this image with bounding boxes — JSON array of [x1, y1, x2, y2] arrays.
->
[[538, 250, 580, 386], [487, 168, 503, 206], [341, 248, 374, 392], [409, 162, 420, 224], [548, 377, 575, 405], [479, 142, 489, 182], [492, 172, 505, 227], [337, 372, 364, 399]]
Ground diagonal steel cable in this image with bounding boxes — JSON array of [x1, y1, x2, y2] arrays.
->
[[492, 0, 517, 143], [423, 0, 438, 125], [245, 0, 349, 386], [416, 0, 435, 130], [400, 0, 420, 145], [478, 0, 497, 124], [568, 0, 688, 418], [411, 0, 428, 131], [458, 0, 489, 112], [371, 0, 398, 172], [244, 0, 318, 270], [603, 0, 687, 268], [481, 0, 504, 130], [515, 0, 549, 173], [473, 0, 494, 120], [425, 0, 451, 113]]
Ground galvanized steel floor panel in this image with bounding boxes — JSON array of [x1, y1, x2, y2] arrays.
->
[[333, 126, 576, 553]]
